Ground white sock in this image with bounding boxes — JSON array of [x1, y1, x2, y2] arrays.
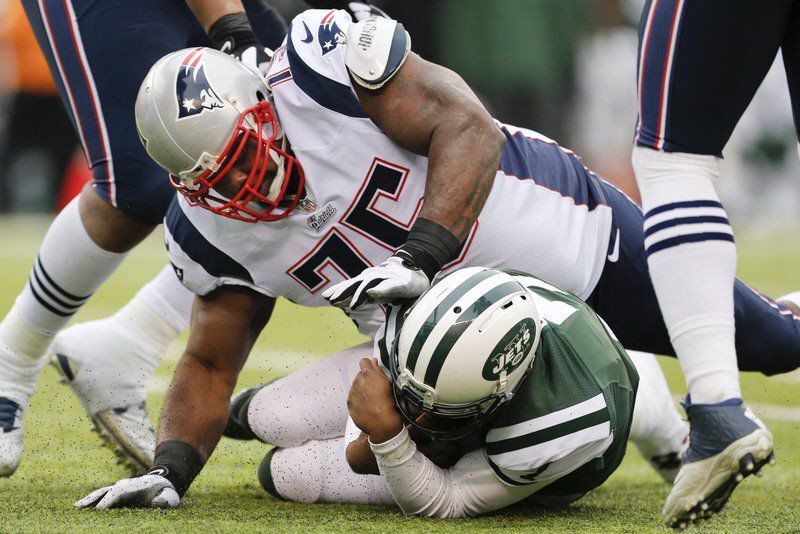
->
[[134, 264, 193, 335], [627, 351, 688, 459], [269, 438, 393, 505], [633, 147, 741, 404], [51, 265, 193, 413], [0, 197, 126, 403], [248, 344, 369, 447]]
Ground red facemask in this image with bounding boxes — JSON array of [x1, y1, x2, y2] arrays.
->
[[169, 101, 305, 223]]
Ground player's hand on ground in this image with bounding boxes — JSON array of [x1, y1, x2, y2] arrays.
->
[[348, 358, 403, 442], [75, 474, 180, 510], [322, 255, 430, 310]]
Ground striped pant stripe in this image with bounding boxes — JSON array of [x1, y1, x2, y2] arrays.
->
[[37, 0, 116, 204], [635, 0, 686, 149]]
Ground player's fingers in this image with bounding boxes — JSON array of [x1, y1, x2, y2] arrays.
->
[[366, 278, 402, 301], [151, 487, 180, 508], [322, 280, 348, 299], [350, 279, 382, 310], [74, 486, 112, 508], [94, 485, 126, 510], [358, 358, 373, 372], [322, 281, 358, 307]]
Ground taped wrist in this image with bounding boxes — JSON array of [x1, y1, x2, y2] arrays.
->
[[149, 440, 204, 497], [208, 12, 259, 53], [397, 218, 461, 281]]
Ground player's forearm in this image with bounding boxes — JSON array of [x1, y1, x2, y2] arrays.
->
[[418, 111, 504, 243], [185, 0, 246, 33], [158, 351, 236, 460], [370, 427, 468, 518], [150, 348, 244, 496]]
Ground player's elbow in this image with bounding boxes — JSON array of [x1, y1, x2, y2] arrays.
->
[[451, 107, 505, 167]]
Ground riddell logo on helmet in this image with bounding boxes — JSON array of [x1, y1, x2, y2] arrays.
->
[[482, 318, 536, 380], [175, 48, 224, 120]]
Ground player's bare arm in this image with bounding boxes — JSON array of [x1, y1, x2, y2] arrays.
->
[[76, 286, 274, 508], [158, 286, 275, 460], [185, 0, 247, 33], [353, 54, 505, 242], [323, 44, 506, 310]]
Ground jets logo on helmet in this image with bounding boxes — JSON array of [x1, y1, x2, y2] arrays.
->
[[482, 318, 537, 380], [388, 267, 542, 441], [176, 48, 224, 120], [318, 10, 346, 55]]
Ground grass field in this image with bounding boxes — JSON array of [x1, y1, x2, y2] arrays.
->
[[1, 216, 798, 533]]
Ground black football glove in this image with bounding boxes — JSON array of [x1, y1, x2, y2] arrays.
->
[[208, 12, 272, 75]]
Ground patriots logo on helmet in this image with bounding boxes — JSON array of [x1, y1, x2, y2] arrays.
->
[[318, 10, 346, 55], [175, 48, 224, 120]]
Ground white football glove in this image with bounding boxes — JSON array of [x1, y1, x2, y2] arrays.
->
[[222, 42, 273, 76], [347, 1, 389, 21], [75, 474, 180, 510], [322, 255, 430, 310]]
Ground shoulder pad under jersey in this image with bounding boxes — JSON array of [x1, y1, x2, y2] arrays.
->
[[345, 17, 410, 89]]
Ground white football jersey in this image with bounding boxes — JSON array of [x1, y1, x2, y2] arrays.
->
[[164, 9, 615, 338]]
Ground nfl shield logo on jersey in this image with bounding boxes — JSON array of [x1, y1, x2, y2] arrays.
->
[[176, 48, 224, 120], [318, 10, 346, 55]]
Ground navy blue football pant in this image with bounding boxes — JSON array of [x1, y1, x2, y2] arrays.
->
[[635, 0, 800, 155], [22, 0, 287, 224], [587, 182, 800, 376]]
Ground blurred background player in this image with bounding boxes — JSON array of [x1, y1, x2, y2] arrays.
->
[[0, 0, 288, 477], [631, 0, 799, 527]]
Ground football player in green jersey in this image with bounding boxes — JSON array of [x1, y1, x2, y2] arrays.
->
[[221, 267, 692, 517]]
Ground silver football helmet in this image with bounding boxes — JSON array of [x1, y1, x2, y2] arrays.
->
[[135, 47, 303, 222], [389, 267, 542, 441]]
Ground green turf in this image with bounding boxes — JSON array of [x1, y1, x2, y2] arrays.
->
[[1, 216, 798, 533]]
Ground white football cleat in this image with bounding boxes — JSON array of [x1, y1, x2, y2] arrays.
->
[[663, 398, 774, 530], [0, 397, 24, 476], [49, 351, 155, 476]]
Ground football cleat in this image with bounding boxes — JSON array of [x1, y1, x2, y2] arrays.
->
[[0, 397, 24, 476], [663, 398, 774, 529], [50, 352, 155, 476], [257, 447, 282, 499], [223, 381, 277, 442]]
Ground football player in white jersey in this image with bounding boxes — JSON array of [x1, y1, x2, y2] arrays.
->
[[218, 268, 691, 518], [74, 9, 799, 524]]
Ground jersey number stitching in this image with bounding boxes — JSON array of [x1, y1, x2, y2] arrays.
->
[[288, 159, 420, 293]]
